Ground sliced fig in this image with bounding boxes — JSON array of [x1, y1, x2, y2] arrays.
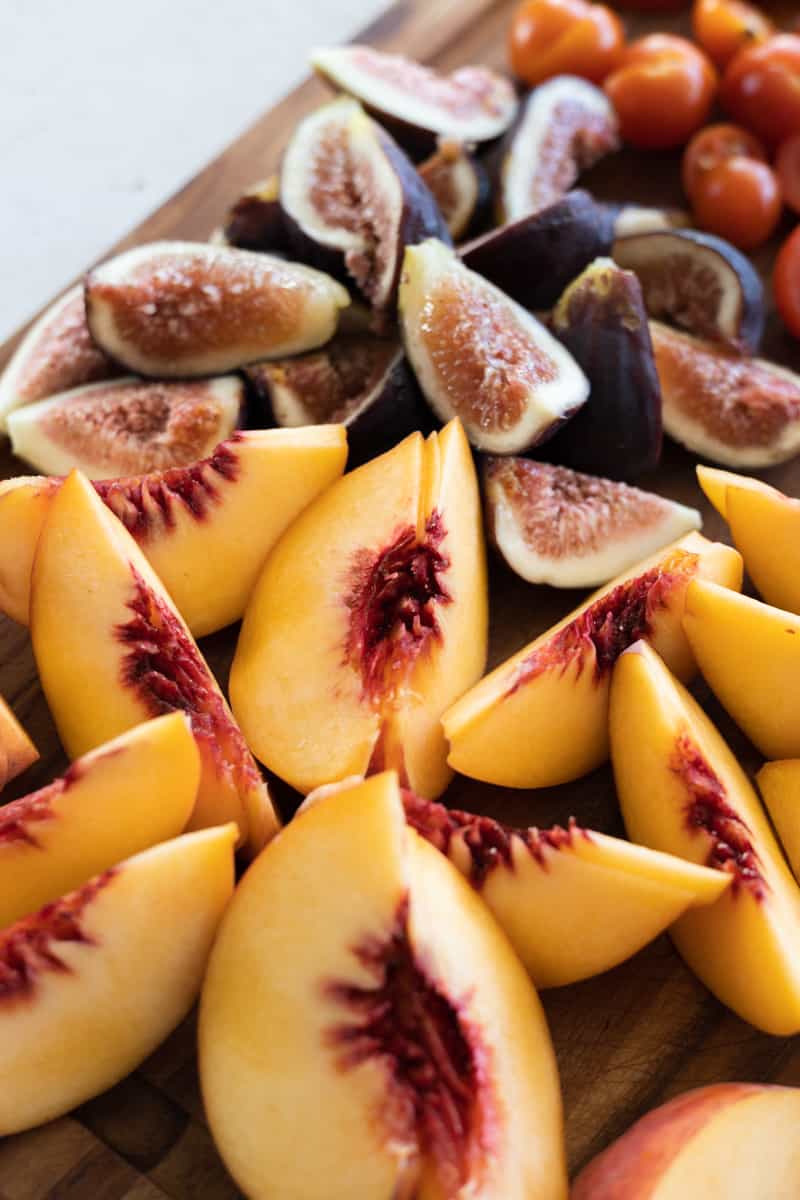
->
[[6, 376, 243, 479], [280, 97, 449, 321], [399, 238, 588, 453], [311, 44, 518, 157], [244, 335, 428, 467], [497, 76, 619, 222], [460, 189, 613, 311], [602, 204, 691, 239], [417, 139, 490, 241], [222, 175, 290, 254], [613, 230, 765, 353], [547, 258, 663, 479], [484, 457, 701, 588], [652, 321, 800, 469], [85, 241, 350, 377], [0, 285, 121, 432]]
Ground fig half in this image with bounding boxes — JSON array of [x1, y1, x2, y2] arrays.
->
[[418, 139, 490, 241], [6, 376, 244, 479], [604, 205, 691, 239], [244, 335, 428, 467], [498, 76, 619, 222], [399, 238, 588, 453], [311, 44, 518, 157], [85, 241, 350, 377], [280, 97, 449, 321], [546, 258, 663, 478], [460, 189, 613, 311], [222, 175, 290, 254], [0, 284, 121, 432], [652, 321, 800, 468], [484, 457, 701, 588], [613, 230, 765, 353]]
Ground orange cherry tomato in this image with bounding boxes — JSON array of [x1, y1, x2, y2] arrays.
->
[[774, 225, 800, 338], [692, 0, 773, 71], [722, 35, 800, 148], [681, 122, 767, 200], [604, 35, 718, 150], [507, 0, 624, 86], [691, 156, 783, 249], [776, 134, 800, 215]]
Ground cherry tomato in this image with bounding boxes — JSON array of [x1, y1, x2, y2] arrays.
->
[[508, 0, 624, 86], [691, 156, 782, 249], [604, 35, 718, 150], [722, 35, 800, 148], [776, 134, 800, 216], [692, 0, 773, 70], [681, 122, 767, 200], [774, 225, 800, 339]]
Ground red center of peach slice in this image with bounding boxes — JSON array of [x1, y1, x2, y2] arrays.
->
[[672, 732, 766, 898], [0, 872, 114, 1001], [509, 549, 699, 694], [344, 511, 451, 703], [324, 899, 493, 1196], [0, 779, 62, 848]]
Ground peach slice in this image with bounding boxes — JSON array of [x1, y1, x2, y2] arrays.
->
[[610, 640, 800, 1035], [0, 713, 200, 927], [442, 533, 742, 789], [683, 579, 800, 760], [0, 426, 347, 635], [0, 824, 235, 1135], [695, 463, 776, 520], [757, 760, 800, 882], [30, 469, 277, 855], [717, 474, 800, 615], [572, 1083, 800, 1199], [0, 693, 37, 790], [199, 771, 566, 1200], [230, 419, 488, 798]]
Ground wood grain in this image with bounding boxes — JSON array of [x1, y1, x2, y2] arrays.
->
[[2, 1, 800, 1194]]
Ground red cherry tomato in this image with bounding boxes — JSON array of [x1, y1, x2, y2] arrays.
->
[[604, 35, 718, 150], [692, 0, 773, 71], [722, 34, 800, 148], [774, 225, 800, 338], [681, 122, 767, 200], [691, 156, 782, 250], [508, 0, 624, 86], [776, 134, 800, 216]]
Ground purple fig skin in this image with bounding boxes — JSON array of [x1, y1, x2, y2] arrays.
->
[[612, 229, 765, 354], [544, 258, 662, 480], [460, 190, 614, 311], [224, 177, 292, 254]]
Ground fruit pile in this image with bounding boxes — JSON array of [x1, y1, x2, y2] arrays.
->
[[2, 15, 800, 1199]]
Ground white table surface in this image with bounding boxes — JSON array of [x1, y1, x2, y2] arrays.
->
[[0, 0, 386, 343]]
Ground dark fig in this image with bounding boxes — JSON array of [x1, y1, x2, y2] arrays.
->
[[244, 335, 428, 467], [399, 239, 588, 453], [6, 375, 244, 478], [311, 44, 518, 158], [223, 175, 291, 254], [497, 76, 619, 222], [85, 241, 349, 377], [600, 204, 691, 239], [612, 229, 765, 353], [460, 189, 613, 311], [651, 321, 800, 468], [280, 97, 450, 322], [546, 258, 662, 479], [0, 284, 121, 432], [418, 139, 491, 241], [483, 457, 700, 588]]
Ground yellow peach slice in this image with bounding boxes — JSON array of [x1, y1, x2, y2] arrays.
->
[[30, 469, 277, 855], [610, 640, 800, 1035], [199, 772, 566, 1200], [230, 419, 488, 798], [683, 579, 800, 761], [0, 823, 236, 1135], [0, 713, 200, 927], [725, 482, 800, 616], [573, 1083, 800, 1199], [442, 533, 742, 789], [0, 693, 37, 789], [0, 426, 347, 635], [695, 464, 777, 519], [757, 760, 800, 882]]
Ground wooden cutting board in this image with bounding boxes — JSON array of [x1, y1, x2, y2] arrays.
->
[[2, 2, 800, 1195]]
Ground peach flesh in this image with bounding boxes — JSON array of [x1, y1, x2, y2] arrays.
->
[[324, 896, 495, 1196]]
